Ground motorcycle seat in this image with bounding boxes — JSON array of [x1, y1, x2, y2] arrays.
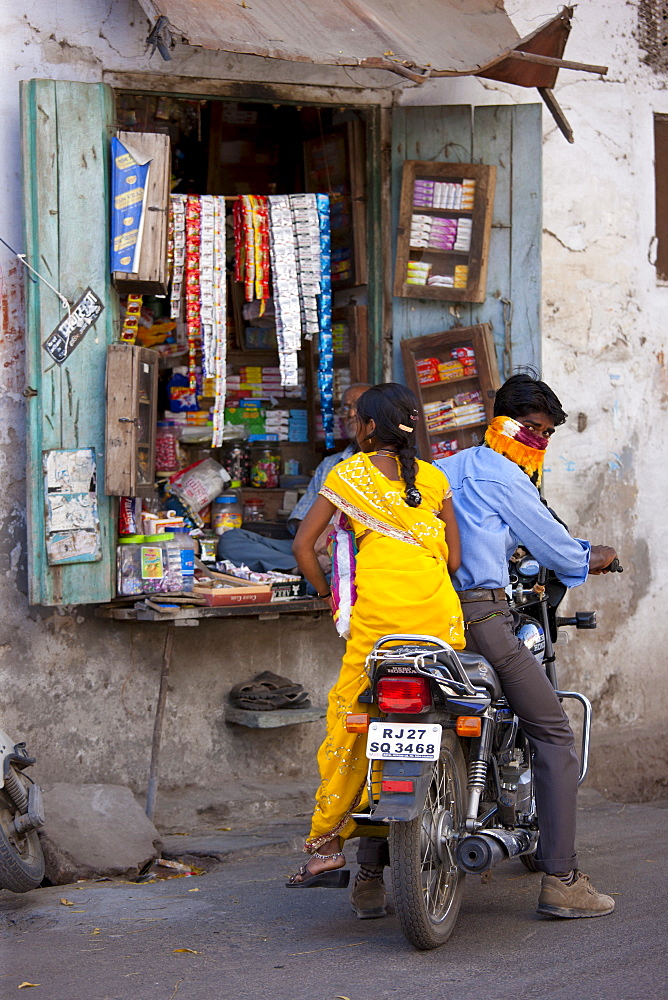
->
[[434, 650, 503, 701]]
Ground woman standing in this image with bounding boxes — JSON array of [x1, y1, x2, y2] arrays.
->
[[287, 383, 464, 904]]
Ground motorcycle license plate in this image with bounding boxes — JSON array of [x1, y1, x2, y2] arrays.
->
[[366, 722, 442, 761]]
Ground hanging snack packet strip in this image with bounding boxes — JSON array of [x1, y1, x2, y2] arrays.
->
[[267, 195, 302, 387], [249, 195, 270, 315], [240, 196, 255, 302], [170, 195, 186, 322], [233, 197, 245, 284], [316, 193, 335, 450], [199, 195, 216, 377], [185, 195, 202, 391], [289, 193, 321, 341], [211, 195, 227, 448]]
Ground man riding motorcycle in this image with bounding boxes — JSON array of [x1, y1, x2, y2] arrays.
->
[[435, 372, 616, 919]]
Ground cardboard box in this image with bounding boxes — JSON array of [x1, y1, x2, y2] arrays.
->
[[194, 572, 272, 607]]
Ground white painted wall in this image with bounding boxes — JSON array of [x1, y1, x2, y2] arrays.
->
[[0, 0, 665, 805], [398, 1, 668, 789]]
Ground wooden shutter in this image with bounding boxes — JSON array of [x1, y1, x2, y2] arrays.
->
[[21, 80, 118, 605], [391, 104, 542, 382]]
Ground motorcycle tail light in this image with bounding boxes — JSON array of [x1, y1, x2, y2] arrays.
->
[[377, 676, 432, 713]]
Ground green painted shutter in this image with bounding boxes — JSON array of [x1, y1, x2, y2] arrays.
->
[[21, 80, 118, 606], [391, 104, 542, 380]]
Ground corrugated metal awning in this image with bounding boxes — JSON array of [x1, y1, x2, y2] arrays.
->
[[137, 2, 607, 141]]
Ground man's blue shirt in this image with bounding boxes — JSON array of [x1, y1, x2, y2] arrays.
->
[[435, 447, 590, 591], [287, 444, 355, 534]]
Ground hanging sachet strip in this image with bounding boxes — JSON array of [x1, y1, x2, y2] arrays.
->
[[211, 195, 227, 448], [184, 195, 202, 391], [268, 194, 302, 387], [199, 195, 215, 377], [169, 195, 186, 321], [289, 193, 321, 340], [316, 193, 335, 450], [250, 195, 270, 316]]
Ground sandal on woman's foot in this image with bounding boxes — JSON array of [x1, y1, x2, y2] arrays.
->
[[285, 851, 350, 889]]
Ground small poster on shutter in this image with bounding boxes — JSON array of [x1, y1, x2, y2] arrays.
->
[[43, 448, 101, 565], [43, 287, 104, 365]]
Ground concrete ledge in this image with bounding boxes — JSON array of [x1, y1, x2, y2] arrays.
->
[[161, 822, 305, 869], [225, 705, 326, 728]]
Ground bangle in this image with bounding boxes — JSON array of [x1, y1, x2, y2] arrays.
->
[[317, 591, 332, 599]]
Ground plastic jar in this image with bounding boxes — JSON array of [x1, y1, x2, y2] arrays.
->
[[141, 533, 183, 594], [155, 422, 180, 473], [223, 442, 251, 487], [212, 495, 243, 536], [244, 497, 264, 523], [171, 527, 196, 592], [117, 534, 145, 596], [250, 445, 280, 488]]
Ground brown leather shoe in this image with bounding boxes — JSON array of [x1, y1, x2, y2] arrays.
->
[[351, 876, 387, 919], [537, 871, 615, 918]]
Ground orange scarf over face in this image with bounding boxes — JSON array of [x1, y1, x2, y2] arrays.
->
[[484, 416, 548, 485]]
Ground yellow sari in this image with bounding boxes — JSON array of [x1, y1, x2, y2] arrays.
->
[[305, 451, 464, 852]]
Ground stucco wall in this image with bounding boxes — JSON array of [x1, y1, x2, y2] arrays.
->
[[398, 0, 668, 797], [0, 0, 665, 817]]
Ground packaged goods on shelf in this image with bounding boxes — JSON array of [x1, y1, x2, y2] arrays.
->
[[413, 178, 476, 211], [315, 414, 347, 440], [332, 321, 350, 354], [431, 439, 459, 460]]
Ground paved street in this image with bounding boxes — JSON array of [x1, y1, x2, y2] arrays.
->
[[1, 791, 666, 1000]]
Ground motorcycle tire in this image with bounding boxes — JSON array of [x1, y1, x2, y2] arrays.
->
[[0, 783, 45, 893], [389, 730, 467, 950]]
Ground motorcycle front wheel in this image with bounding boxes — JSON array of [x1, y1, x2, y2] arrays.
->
[[389, 730, 467, 950], [0, 778, 45, 892]]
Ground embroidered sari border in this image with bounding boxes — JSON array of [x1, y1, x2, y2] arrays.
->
[[320, 486, 421, 548]]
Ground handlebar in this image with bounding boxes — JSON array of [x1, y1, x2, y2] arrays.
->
[[606, 558, 623, 573]]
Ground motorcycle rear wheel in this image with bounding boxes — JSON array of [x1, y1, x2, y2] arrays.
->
[[0, 781, 45, 893], [389, 731, 467, 950]]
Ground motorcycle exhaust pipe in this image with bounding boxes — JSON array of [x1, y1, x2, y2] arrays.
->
[[456, 828, 534, 874]]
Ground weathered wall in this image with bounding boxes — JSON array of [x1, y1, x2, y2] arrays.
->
[[0, 0, 665, 818], [398, 1, 668, 797], [0, 0, 388, 830]]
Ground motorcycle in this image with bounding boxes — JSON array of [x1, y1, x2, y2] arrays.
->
[[0, 726, 45, 891], [348, 554, 622, 950]]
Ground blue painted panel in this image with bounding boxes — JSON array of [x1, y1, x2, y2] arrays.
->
[[392, 104, 542, 383], [21, 79, 118, 606]]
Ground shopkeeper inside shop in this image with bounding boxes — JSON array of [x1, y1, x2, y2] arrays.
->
[[217, 383, 371, 574]]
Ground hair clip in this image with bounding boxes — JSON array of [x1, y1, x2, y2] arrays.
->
[[398, 423, 414, 433]]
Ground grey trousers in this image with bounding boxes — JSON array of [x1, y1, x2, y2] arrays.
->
[[462, 598, 579, 874]]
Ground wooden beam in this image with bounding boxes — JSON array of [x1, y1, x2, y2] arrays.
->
[[539, 88, 574, 144], [507, 51, 608, 75]]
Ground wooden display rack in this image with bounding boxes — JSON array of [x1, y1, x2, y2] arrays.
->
[[394, 161, 496, 303], [401, 324, 500, 462]]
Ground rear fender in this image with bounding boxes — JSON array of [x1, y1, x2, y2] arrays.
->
[[371, 759, 434, 822], [0, 730, 35, 791]]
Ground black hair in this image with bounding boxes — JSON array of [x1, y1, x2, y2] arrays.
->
[[356, 382, 422, 507], [493, 371, 567, 426]]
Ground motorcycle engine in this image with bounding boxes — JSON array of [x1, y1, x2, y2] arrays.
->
[[497, 751, 534, 826]]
